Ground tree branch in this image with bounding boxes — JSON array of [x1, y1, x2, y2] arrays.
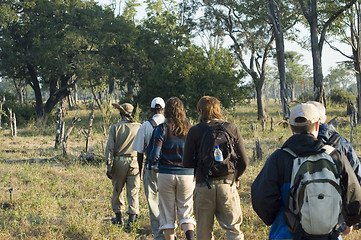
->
[[325, 39, 353, 60], [319, 0, 356, 48]]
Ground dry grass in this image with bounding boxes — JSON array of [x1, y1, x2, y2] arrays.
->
[[0, 101, 360, 239]]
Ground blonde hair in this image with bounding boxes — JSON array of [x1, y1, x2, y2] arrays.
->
[[197, 96, 225, 122], [164, 97, 190, 137]]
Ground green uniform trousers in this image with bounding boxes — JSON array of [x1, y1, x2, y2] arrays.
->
[[111, 156, 140, 215]]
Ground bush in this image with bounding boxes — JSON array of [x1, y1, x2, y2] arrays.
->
[[2, 98, 36, 127], [297, 92, 314, 102], [328, 88, 356, 105]]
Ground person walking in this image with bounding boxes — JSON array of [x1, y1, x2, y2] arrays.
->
[[132, 97, 166, 240], [307, 101, 361, 183], [105, 102, 141, 231], [149, 97, 196, 240], [183, 96, 249, 240], [308, 100, 361, 234], [251, 103, 361, 240]]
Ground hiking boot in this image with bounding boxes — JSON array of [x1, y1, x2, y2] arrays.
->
[[111, 212, 122, 225], [124, 214, 137, 232]]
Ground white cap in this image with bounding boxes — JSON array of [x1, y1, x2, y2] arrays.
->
[[151, 97, 165, 109]]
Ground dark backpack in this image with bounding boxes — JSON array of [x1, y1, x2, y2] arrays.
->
[[283, 145, 342, 237], [146, 121, 168, 170], [197, 121, 238, 188], [145, 118, 158, 158]]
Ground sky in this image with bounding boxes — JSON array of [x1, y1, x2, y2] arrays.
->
[[96, 0, 351, 76]]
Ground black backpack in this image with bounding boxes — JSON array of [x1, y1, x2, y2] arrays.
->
[[197, 121, 238, 188]]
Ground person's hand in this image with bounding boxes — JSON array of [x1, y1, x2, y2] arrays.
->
[[139, 168, 143, 181], [341, 226, 353, 235], [106, 170, 112, 179]]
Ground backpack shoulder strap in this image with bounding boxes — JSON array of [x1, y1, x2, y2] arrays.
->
[[327, 133, 341, 147], [148, 118, 157, 128], [322, 145, 336, 155], [282, 147, 298, 158], [157, 123, 168, 142]]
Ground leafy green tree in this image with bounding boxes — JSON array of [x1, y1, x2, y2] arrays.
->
[[0, 0, 145, 122], [326, 1, 361, 123], [138, 46, 247, 117], [284, 51, 311, 100], [183, 0, 277, 120], [136, 0, 248, 115], [324, 64, 354, 91]]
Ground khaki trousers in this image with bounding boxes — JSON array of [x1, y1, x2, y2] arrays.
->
[[143, 168, 165, 240], [194, 181, 244, 240], [111, 156, 140, 215], [158, 173, 196, 230]]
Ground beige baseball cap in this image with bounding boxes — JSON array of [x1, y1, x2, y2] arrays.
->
[[289, 103, 320, 126], [306, 101, 326, 123]]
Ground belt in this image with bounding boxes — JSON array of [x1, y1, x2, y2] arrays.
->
[[196, 179, 233, 187], [115, 156, 137, 162]]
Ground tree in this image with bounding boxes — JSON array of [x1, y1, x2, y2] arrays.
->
[[184, 0, 276, 120], [269, 0, 290, 119], [324, 64, 354, 91], [284, 51, 311, 100], [136, 1, 248, 115], [0, 0, 145, 121], [296, 0, 356, 103], [326, 1, 361, 123]]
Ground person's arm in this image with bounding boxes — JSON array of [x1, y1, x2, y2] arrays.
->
[[231, 124, 249, 181], [149, 125, 164, 166], [183, 126, 200, 168], [336, 150, 361, 226], [105, 125, 115, 179], [132, 122, 148, 179], [251, 150, 283, 225], [340, 137, 361, 184], [137, 152, 144, 180]]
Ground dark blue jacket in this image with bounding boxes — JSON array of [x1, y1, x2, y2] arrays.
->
[[319, 123, 361, 184], [251, 133, 361, 239]]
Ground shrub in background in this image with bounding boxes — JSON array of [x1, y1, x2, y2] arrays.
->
[[297, 92, 314, 102], [328, 88, 356, 105], [1, 92, 37, 127]]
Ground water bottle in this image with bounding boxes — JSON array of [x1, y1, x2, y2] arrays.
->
[[214, 145, 224, 162]]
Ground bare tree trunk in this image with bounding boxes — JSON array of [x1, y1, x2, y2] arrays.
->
[[298, 0, 356, 104], [356, 2, 361, 124], [256, 80, 267, 121], [309, 5, 325, 103], [268, 0, 290, 120], [27, 62, 44, 118], [0, 96, 5, 129], [55, 105, 64, 149], [84, 109, 94, 153], [89, 80, 103, 111], [12, 112, 17, 137], [73, 83, 78, 106], [8, 108, 16, 137], [62, 110, 81, 156], [357, 73, 361, 123]]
